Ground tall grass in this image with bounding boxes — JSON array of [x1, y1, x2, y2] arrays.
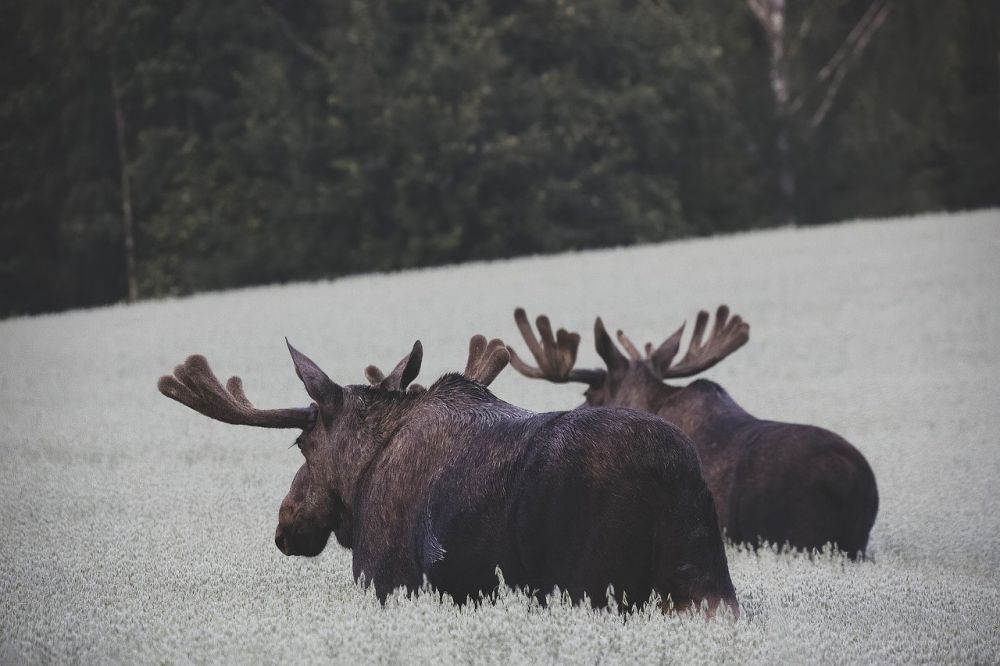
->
[[1, 210, 998, 663]]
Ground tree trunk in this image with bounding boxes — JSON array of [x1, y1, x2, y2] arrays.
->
[[766, 0, 795, 224], [111, 71, 138, 303], [748, 0, 893, 226], [755, 0, 796, 224], [769, 29, 797, 225]]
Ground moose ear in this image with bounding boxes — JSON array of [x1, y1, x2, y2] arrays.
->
[[649, 323, 685, 377], [594, 317, 629, 377], [286, 339, 343, 417], [369, 340, 423, 391], [396, 340, 423, 390]]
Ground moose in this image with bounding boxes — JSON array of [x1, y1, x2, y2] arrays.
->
[[158, 335, 738, 614], [508, 306, 879, 559]]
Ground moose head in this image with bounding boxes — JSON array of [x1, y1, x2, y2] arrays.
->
[[508, 305, 750, 411], [158, 336, 508, 558]]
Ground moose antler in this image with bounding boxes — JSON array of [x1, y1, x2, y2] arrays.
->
[[614, 329, 645, 361], [637, 305, 749, 379], [507, 308, 606, 385], [158, 354, 315, 429], [463, 335, 509, 386]]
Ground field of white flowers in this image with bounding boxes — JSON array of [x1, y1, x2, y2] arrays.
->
[[2, 210, 999, 664]]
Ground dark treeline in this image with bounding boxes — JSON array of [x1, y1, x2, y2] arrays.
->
[[1, 0, 997, 316]]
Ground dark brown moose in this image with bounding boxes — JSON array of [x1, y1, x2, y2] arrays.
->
[[158, 335, 738, 613], [508, 306, 879, 559]]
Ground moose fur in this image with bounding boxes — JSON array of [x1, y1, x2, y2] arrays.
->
[[158, 335, 737, 613], [508, 306, 879, 559]]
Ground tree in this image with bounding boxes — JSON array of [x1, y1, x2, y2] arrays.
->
[[1, 0, 996, 317], [746, 0, 893, 223]]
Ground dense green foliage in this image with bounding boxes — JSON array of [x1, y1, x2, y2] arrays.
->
[[2, 0, 997, 316]]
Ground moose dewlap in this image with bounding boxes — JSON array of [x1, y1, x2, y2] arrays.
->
[[158, 335, 737, 614]]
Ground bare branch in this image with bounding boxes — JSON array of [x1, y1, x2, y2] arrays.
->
[[817, 0, 886, 83], [260, 1, 336, 71], [790, 0, 892, 119], [809, 0, 892, 129], [746, 0, 772, 29]]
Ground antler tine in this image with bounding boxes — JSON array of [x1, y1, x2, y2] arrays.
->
[[689, 310, 712, 356], [512, 308, 546, 367], [659, 305, 750, 379], [508, 308, 605, 385], [158, 354, 314, 429], [615, 330, 644, 361], [465, 334, 487, 375], [365, 365, 386, 385], [464, 335, 510, 386], [506, 346, 546, 379], [225, 375, 255, 409]]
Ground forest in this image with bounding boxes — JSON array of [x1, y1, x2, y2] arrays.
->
[[1, 0, 997, 316]]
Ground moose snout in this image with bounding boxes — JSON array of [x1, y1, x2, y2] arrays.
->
[[274, 527, 290, 556]]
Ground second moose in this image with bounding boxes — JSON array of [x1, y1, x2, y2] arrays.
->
[[509, 306, 878, 559]]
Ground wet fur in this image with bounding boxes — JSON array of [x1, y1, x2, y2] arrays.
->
[[158, 345, 737, 611], [588, 365, 878, 558], [343, 374, 736, 610]]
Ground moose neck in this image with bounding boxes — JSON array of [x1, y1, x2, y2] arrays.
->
[[341, 374, 521, 559], [339, 376, 517, 520], [330, 388, 416, 516], [602, 366, 684, 415], [654, 378, 753, 442]]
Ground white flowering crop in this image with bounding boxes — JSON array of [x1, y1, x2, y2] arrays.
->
[[1, 210, 998, 664]]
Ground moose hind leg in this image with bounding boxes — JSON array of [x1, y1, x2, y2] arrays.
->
[[654, 491, 738, 616], [565, 533, 656, 611]]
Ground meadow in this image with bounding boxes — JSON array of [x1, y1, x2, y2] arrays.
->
[[1, 210, 998, 663]]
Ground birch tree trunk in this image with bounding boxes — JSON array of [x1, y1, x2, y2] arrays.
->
[[749, 0, 796, 224], [748, 0, 892, 226]]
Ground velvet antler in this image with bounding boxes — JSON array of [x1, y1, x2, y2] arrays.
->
[[158, 354, 315, 429], [507, 308, 606, 385], [620, 305, 749, 379], [463, 335, 509, 386]]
